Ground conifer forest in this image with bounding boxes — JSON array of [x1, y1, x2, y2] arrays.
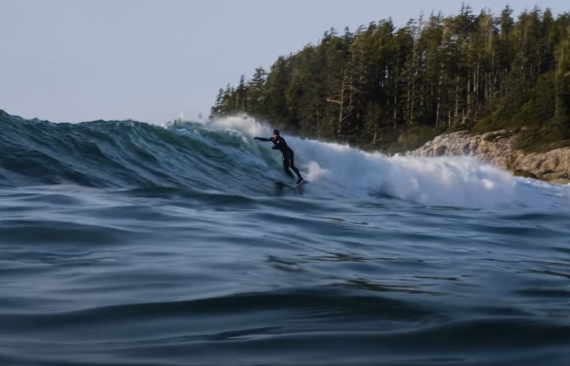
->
[[210, 5, 570, 154]]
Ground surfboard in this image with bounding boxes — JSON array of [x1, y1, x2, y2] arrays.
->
[[273, 180, 308, 188], [294, 180, 308, 188]]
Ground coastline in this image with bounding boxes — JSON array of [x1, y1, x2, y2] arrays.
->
[[408, 130, 570, 185]]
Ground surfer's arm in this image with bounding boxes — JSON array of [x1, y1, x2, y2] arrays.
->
[[254, 137, 272, 142]]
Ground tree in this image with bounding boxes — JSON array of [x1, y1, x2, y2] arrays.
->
[[210, 4, 570, 153]]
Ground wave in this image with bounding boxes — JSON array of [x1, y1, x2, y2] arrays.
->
[[2, 287, 570, 366], [1, 109, 569, 210]]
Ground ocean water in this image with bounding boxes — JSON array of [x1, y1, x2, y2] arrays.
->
[[1, 109, 570, 366]]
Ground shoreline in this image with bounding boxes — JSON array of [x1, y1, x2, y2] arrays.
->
[[408, 130, 570, 185]]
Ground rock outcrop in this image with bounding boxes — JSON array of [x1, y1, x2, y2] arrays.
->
[[409, 130, 570, 184]]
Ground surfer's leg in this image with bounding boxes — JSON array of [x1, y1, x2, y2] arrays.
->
[[282, 156, 294, 178], [288, 153, 303, 181]]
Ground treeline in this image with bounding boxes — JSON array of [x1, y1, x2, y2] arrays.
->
[[210, 4, 570, 153]]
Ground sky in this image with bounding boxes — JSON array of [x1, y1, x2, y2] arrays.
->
[[1, 0, 568, 124]]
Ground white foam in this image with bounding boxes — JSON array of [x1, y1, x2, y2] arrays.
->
[[201, 114, 272, 138], [204, 115, 570, 211]]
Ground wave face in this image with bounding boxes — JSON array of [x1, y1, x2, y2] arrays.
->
[[2, 110, 570, 366], [1, 110, 569, 210]]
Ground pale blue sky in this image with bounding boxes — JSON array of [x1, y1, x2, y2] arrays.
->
[[1, 0, 567, 124]]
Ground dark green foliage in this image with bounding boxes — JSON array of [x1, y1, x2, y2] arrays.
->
[[210, 5, 570, 154]]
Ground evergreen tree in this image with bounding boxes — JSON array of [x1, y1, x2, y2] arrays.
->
[[210, 4, 570, 154]]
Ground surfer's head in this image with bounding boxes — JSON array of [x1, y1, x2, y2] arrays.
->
[[273, 129, 280, 138]]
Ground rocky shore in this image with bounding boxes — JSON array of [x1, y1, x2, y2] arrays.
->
[[409, 130, 570, 184]]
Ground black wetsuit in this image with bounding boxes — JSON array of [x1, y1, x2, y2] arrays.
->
[[255, 136, 304, 183]]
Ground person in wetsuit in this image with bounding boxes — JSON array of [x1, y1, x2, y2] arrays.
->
[[254, 129, 304, 185]]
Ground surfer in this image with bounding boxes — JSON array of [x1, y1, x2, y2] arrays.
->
[[254, 129, 305, 185]]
